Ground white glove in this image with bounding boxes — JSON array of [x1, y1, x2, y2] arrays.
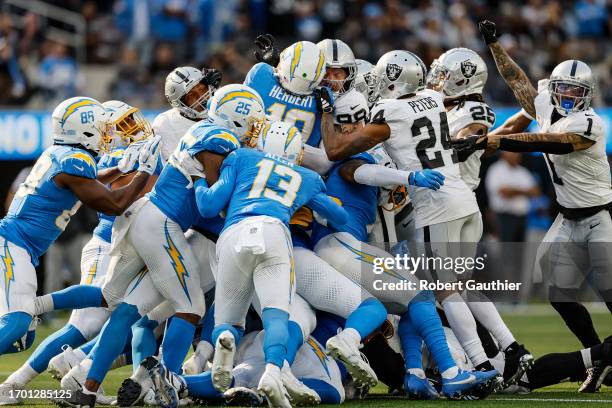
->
[[169, 149, 205, 187], [138, 135, 162, 175], [117, 140, 146, 173]]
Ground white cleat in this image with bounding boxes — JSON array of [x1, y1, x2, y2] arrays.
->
[[0, 383, 22, 405], [280, 362, 320, 406], [211, 331, 236, 392], [326, 329, 378, 388], [48, 345, 86, 381], [60, 360, 112, 404], [258, 364, 291, 408], [182, 341, 213, 375]]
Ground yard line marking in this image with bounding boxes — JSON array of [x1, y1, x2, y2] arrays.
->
[[495, 398, 612, 403]]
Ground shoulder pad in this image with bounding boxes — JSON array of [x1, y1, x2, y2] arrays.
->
[[60, 151, 97, 179], [565, 110, 604, 141], [244, 63, 274, 88]]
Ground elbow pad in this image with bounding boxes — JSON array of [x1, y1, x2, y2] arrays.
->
[[499, 138, 574, 154]]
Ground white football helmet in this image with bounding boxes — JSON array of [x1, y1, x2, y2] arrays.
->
[[208, 84, 267, 146], [317, 39, 357, 96], [427, 48, 488, 98], [548, 60, 594, 113], [276, 41, 326, 96], [257, 121, 304, 164], [52, 97, 114, 155], [102, 100, 152, 147], [354, 59, 377, 106], [165, 67, 219, 120], [372, 51, 427, 99]]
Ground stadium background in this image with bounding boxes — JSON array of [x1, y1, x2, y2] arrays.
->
[[0, 0, 610, 300]]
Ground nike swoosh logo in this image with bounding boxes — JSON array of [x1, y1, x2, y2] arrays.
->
[[584, 113, 594, 117], [590, 223, 600, 229], [401, 222, 411, 228], [350, 104, 360, 110], [74, 165, 84, 172], [445, 374, 475, 385]]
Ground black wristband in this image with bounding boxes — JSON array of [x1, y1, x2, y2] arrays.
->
[[499, 138, 574, 154]]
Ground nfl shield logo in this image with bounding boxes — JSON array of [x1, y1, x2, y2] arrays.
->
[[386, 63, 403, 81], [461, 60, 477, 78]]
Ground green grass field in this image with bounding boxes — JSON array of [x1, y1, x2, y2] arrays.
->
[[1, 305, 610, 407]]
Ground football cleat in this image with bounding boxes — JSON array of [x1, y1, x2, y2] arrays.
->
[[441, 369, 481, 399], [257, 364, 291, 408], [467, 369, 502, 400], [182, 341, 213, 375], [0, 383, 22, 405], [280, 362, 320, 406], [326, 329, 378, 388], [579, 361, 612, 393], [503, 344, 534, 386], [51, 389, 96, 408], [404, 373, 439, 400], [61, 361, 89, 392], [223, 387, 265, 407], [211, 331, 236, 392], [49, 346, 87, 381], [116, 356, 157, 406], [149, 358, 186, 408]]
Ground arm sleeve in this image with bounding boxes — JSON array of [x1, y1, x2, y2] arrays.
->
[[308, 192, 348, 226], [353, 164, 411, 188], [301, 144, 335, 175], [194, 159, 236, 218]]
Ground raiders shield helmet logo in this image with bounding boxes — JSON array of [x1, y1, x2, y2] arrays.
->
[[386, 63, 403, 81], [461, 60, 477, 78]]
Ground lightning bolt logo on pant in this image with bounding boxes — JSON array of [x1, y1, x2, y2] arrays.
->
[[334, 237, 403, 280], [163, 221, 192, 304], [307, 338, 331, 378], [1, 241, 15, 308]]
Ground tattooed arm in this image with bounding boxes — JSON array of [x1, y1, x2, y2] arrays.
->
[[453, 131, 594, 155], [321, 112, 390, 161], [479, 21, 538, 117]]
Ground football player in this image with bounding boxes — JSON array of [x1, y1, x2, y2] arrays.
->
[[354, 59, 378, 110], [193, 120, 348, 408], [454, 20, 612, 390], [0, 97, 159, 359]]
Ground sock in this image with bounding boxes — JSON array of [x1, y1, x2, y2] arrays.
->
[[80, 336, 99, 356], [184, 371, 224, 398], [397, 312, 423, 370], [111, 352, 131, 370], [212, 324, 243, 347], [0, 312, 32, 355], [345, 298, 387, 340], [286, 320, 303, 365], [442, 293, 488, 366], [162, 317, 196, 373], [409, 298, 456, 373], [200, 304, 215, 345], [475, 360, 495, 371], [131, 316, 160, 369], [301, 378, 342, 404], [49, 285, 103, 311], [87, 303, 140, 383], [27, 324, 86, 373], [441, 366, 459, 380], [466, 301, 515, 349], [262, 308, 289, 368], [551, 302, 601, 347], [475, 318, 501, 358], [5, 363, 37, 386], [527, 351, 586, 389]]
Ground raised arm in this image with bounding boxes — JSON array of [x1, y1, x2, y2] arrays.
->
[[490, 110, 533, 136], [194, 162, 236, 218], [308, 192, 348, 226], [479, 21, 538, 117], [453, 131, 594, 155]]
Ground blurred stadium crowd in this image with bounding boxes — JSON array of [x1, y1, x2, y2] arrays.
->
[[0, 0, 610, 108], [0, 0, 610, 301]]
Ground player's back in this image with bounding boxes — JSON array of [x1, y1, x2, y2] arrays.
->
[[223, 148, 324, 230], [447, 100, 495, 191], [244, 63, 321, 147], [0, 145, 97, 265], [370, 89, 478, 228], [152, 107, 197, 161], [534, 81, 612, 209]]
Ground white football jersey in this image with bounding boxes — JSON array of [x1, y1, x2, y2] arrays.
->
[[370, 89, 479, 228], [333, 88, 369, 126], [152, 108, 198, 161], [447, 101, 495, 190], [533, 80, 611, 208]]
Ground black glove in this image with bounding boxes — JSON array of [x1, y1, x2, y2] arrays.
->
[[201, 68, 222, 89], [478, 20, 499, 44], [452, 135, 488, 152], [314, 86, 335, 114], [254, 34, 280, 66]]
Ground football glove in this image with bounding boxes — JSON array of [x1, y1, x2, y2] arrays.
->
[[315, 86, 335, 114], [117, 140, 146, 173], [137, 135, 162, 175], [201, 68, 222, 89], [409, 169, 445, 190], [254, 34, 280, 66], [452, 135, 488, 152], [479, 20, 499, 44]]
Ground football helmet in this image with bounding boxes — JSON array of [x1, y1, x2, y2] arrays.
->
[[165, 67, 221, 120], [372, 51, 427, 99], [317, 39, 357, 96], [548, 60, 594, 113], [276, 41, 326, 96], [427, 48, 487, 98], [208, 84, 267, 145], [52, 97, 114, 155], [354, 59, 377, 106], [102, 100, 152, 147], [257, 121, 304, 164]]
